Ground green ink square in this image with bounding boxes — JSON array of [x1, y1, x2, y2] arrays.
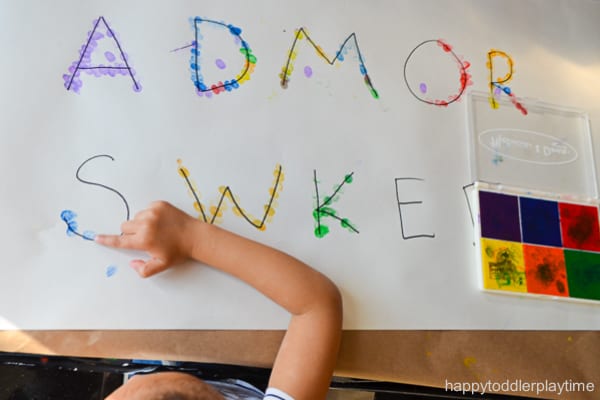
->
[[564, 250, 600, 301]]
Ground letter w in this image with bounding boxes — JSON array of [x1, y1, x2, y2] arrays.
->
[[177, 160, 284, 231]]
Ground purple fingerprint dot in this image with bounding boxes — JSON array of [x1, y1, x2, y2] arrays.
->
[[494, 87, 502, 97], [304, 65, 313, 78], [419, 82, 427, 94], [215, 58, 226, 70], [104, 51, 116, 62]]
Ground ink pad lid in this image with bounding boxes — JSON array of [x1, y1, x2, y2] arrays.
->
[[467, 91, 598, 200]]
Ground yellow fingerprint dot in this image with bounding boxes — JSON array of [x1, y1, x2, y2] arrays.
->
[[178, 167, 189, 177], [488, 97, 500, 109]]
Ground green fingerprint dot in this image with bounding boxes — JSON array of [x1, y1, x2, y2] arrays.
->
[[314, 225, 330, 238]]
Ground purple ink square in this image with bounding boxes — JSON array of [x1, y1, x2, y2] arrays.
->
[[478, 190, 521, 242], [519, 196, 562, 247]]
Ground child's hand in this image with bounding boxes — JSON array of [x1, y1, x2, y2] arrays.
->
[[95, 201, 199, 278]]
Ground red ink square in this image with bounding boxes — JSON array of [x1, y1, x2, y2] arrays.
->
[[559, 203, 600, 252], [523, 244, 568, 297]]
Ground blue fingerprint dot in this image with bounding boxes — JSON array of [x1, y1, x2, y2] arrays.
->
[[106, 265, 118, 278], [61, 210, 76, 222], [359, 65, 367, 75], [228, 25, 242, 36]]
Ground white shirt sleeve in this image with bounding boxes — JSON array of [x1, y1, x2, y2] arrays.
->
[[264, 387, 295, 400]]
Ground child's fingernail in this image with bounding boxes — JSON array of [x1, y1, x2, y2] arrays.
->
[[130, 261, 142, 272]]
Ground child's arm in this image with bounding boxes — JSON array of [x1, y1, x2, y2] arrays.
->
[[96, 201, 342, 400]]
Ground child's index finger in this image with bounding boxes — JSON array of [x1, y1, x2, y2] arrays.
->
[[96, 233, 145, 251], [95, 234, 126, 248]]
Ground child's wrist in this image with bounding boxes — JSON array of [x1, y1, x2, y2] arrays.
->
[[186, 218, 210, 263]]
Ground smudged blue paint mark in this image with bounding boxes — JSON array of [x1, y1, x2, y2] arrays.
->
[[106, 265, 118, 277], [492, 152, 504, 165]]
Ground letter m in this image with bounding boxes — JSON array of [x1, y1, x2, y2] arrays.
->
[[279, 28, 379, 99]]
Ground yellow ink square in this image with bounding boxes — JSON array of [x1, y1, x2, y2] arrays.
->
[[480, 238, 527, 293]]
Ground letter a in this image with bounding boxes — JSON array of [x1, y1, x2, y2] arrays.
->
[[63, 16, 141, 93]]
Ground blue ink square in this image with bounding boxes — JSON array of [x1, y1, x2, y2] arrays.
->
[[519, 196, 562, 247], [478, 191, 521, 242]]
